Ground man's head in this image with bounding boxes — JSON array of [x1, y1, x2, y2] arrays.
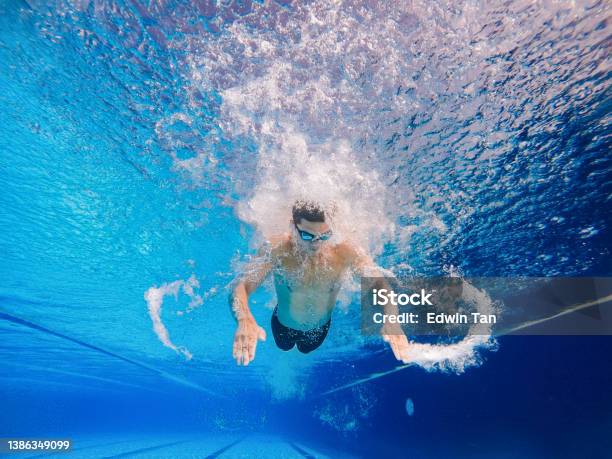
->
[[291, 200, 332, 249]]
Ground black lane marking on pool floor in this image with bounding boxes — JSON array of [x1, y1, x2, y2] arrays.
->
[[0, 311, 216, 396], [26, 439, 134, 458], [289, 442, 317, 459], [204, 437, 247, 458], [0, 312, 162, 373], [100, 440, 188, 458]]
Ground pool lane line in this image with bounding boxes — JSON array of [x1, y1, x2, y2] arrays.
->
[[289, 442, 317, 459], [6, 362, 171, 395], [25, 439, 136, 459], [0, 375, 133, 395], [100, 439, 188, 458], [0, 311, 220, 397], [496, 292, 612, 335], [319, 364, 411, 396], [319, 293, 612, 396], [203, 436, 247, 458]]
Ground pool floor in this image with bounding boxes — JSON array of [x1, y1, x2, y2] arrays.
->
[[19, 434, 355, 458]]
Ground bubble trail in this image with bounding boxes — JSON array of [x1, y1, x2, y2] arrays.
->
[[320, 294, 612, 396]]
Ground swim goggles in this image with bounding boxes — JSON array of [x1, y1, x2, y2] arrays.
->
[[295, 223, 332, 242]]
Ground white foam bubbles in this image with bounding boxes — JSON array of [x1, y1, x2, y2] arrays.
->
[[406, 276, 497, 373], [144, 274, 203, 360], [167, 0, 539, 373], [235, 132, 395, 255]]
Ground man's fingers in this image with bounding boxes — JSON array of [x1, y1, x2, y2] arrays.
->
[[395, 347, 408, 363], [248, 338, 257, 362], [234, 334, 247, 365], [390, 337, 410, 364], [399, 346, 410, 363], [243, 337, 253, 366], [245, 337, 255, 363], [240, 345, 249, 366], [237, 336, 258, 366], [382, 331, 412, 363], [385, 335, 401, 361], [236, 345, 245, 365], [397, 336, 411, 363], [233, 337, 241, 361], [392, 341, 404, 362], [233, 323, 266, 366]]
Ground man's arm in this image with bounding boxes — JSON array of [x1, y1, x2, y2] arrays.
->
[[230, 252, 272, 322], [341, 243, 411, 364], [229, 240, 280, 366]]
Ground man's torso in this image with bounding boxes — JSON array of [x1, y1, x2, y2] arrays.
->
[[271, 239, 351, 330]]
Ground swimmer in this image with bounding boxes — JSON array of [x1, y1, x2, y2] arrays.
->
[[230, 200, 412, 365]]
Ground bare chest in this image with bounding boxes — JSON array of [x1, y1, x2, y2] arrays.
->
[[273, 250, 347, 291]]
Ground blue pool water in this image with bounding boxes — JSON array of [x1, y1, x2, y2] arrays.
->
[[1, 0, 611, 457]]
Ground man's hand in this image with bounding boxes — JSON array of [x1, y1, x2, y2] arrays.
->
[[382, 323, 411, 364], [233, 317, 266, 366]]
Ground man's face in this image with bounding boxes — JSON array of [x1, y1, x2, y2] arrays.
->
[[294, 218, 332, 252]]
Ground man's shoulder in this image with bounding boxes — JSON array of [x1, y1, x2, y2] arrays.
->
[[334, 240, 361, 262], [265, 233, 292, 255]]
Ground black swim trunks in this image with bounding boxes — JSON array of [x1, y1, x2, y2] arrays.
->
[[271, 307, 331, 354]]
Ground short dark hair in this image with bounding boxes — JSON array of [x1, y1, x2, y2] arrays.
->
[[292, 200, 325, 223]]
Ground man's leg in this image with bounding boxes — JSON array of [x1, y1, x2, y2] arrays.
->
[[271, 307, 297, 351], [296, 320, 331, 353]]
